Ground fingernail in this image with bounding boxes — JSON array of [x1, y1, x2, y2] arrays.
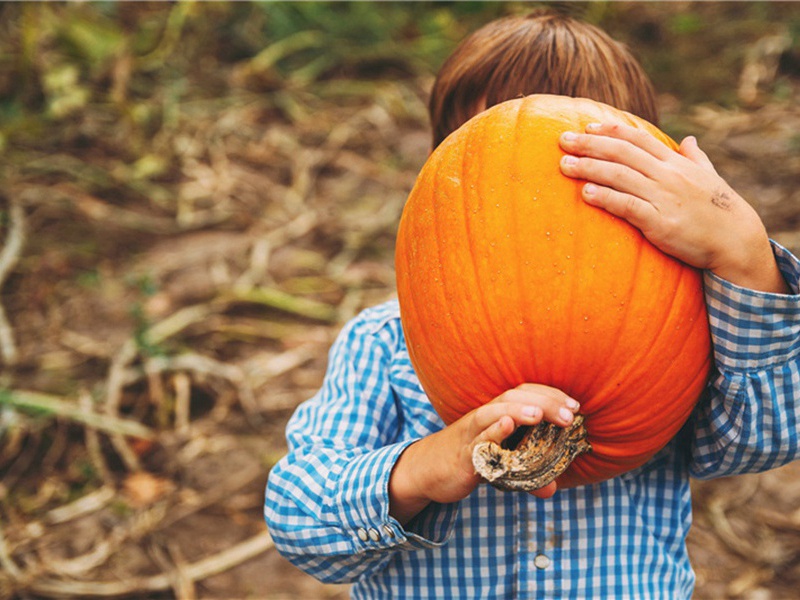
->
[[586, 122, 602, 132], [566, 398, 580, 411], [559, 407, 574, 423], [561, 131, 578, 142], [562, 155, 578, 167], [522, 406, 541, 419], [583, 183, 597, 197]]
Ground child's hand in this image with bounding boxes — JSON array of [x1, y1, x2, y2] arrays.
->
[[558, 123, 788, 294], [389, 384, 580, 525]]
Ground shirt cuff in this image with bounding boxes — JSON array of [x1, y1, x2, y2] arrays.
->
[[704, 240, 800, 371], [333, 440, 458, 553]]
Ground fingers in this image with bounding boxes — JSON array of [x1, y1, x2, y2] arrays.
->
[[580, 181, 659, 232], [474, 415, 516, 446], [529, 482, 558, 499], [559, 121, 686, 196], [679, 135, 717, 172], [560, 152, 654, 201], [499, 384, 580, 427], [571, 121, 674, 161], [559, 123, 671, 231], [559, 126, 664, 180], [468, 400, 544, 434], [472, 384, 580, 434]]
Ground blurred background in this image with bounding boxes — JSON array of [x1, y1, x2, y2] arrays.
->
[[0, 2, 799, 598]]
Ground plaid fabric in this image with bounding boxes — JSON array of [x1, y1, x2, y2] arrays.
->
[[265, 242, 800, 599]]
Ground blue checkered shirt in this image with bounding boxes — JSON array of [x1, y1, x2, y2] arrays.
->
[[265, 242, 800, 599]]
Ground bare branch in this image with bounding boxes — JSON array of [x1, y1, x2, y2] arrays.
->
[[0, 389, 154, 440], [0, 197, 25, 366], [25, 532, 273, 597]]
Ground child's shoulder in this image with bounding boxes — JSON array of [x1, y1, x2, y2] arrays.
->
[[353, 299, 402, 333], [337, 299, 406, 355]]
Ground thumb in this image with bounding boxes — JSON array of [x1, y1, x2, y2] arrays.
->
[[529, 481, 558, 498], [679, 136, 717, 172], [474, 415, 516, 447]]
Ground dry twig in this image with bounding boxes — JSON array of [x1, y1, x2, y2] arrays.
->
[[24, 531, 274, 598], [0, 389, 153, 440], [0, 519, 22, 581], [228, 286, 338, 323], [103, 303, 218, 469], [79, 390, 111, 483], [0, 196, 25, 366]]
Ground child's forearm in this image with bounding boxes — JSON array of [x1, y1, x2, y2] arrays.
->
[[710, 230, 789, 294], [389, 440, 435, 525], [388, 420, 493, 525]]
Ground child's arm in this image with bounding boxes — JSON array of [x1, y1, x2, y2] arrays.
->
[[389, 383, 578, 524], [265, 306, 577, 584], [690, 243, 800, 477], [264, 311, 432, 584], [558, 124, 800, 477], [558, 122, 789, 294]]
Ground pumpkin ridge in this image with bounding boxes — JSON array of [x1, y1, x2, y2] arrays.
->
[[621, 255, 684, 386], [624, 281, 711, 436], [507, 100, 534, 387], [588, 267, 707, 443], [466, 111, 520, 389], [574, 228, 647, 406], [457, 115, 505, 395], [429, 135, 493, 415], [399, 149, 479, 422], [630, 267, 710, 431], [653, 350, 711, 436], [561, 179, 581, 390], [568, 207, 612, 401], [397, 183, 449, 415]]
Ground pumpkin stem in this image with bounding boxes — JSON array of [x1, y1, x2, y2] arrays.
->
[[472, 414, 591, 492]]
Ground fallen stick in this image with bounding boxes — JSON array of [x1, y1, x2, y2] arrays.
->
[[0, 519, 22, 580], [25, 531, 274, 597], [228, 286, 338, 322], [102, 302, 220, 469], [0, 197, 25, 366], [79, 390, 112, 483], [0, 390, 153, 440]]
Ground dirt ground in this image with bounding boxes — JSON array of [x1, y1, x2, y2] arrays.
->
[[2, 3, 800, 599]]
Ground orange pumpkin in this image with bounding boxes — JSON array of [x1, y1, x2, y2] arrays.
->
[[395, 95, 711, 488]]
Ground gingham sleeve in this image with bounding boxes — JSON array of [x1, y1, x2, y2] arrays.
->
[[690, 241, 800, 478], [264, 307, 457, 584]]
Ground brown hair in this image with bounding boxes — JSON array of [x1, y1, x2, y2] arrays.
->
[[429, 10, 659, 149]]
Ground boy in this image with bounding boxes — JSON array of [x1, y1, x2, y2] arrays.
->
[[265, 10, 800, 598]]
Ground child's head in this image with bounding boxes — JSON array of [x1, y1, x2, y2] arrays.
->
[[429, 9, 658, 149]]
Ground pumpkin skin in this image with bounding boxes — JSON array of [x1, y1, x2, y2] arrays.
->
[[395, 94, 711, 488]]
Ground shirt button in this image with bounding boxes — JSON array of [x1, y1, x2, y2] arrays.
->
[[383, 525, 396, 538], [357, 528, 369, 541], [368, 528, 381, 541], [533, 554, 551, 569]]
